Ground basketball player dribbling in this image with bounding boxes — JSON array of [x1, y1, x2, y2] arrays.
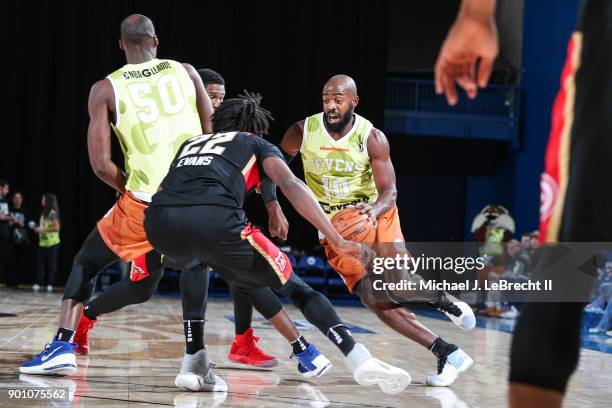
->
[[265, 75, 476, 386]]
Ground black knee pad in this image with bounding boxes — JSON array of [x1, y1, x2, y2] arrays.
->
[[278, 274, 342, 332], [62, 228, 119, 302], [127, 275, 161, 304], [232, 286, 281, 319], [510, 302, 582, 393], [278, 274, 318, 309]]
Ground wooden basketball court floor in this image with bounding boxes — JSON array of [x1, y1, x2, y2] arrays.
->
[[0, 288, 611, 407]]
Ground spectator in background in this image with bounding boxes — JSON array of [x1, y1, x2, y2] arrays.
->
[[499, 239, 532, 319], [587, 261, 612, 335], [8, 191, 31, 287], [586, 261, 612, 310], [0, 180, 13, 284], [33, 193, 61, 292], [589, 302, 612, 336], [483, 236, 541, 319], [504, 239, 530, 277], [481, 240, 516, 318], [520, 230, 540, 259], [472, 205, 515, 315]]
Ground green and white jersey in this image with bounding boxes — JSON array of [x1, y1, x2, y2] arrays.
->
[[106, 59, 202, 201], [300, 112, 378, 219], [39, 210, 60, 247]]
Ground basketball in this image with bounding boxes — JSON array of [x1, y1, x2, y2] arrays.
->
[[331, 207, 376, 242]]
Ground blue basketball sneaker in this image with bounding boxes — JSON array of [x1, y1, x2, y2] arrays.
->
[[20, 340, 77, 375], [291, 344, 332, 378]]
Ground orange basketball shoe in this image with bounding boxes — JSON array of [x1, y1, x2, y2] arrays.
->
[[228, 328, 279, 367], [73, 313, 97, 355]]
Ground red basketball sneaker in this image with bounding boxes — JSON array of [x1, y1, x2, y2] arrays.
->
[[73, 313, 97, 355], [228, 328, 279, 367]]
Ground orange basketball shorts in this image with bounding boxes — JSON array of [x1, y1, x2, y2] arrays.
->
[[97, 192, 154, 265], [325, 205, 405, 292]]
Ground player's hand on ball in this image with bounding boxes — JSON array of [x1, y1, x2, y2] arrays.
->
[[358, 243, 376, 270], [350, 203, 377, 228], [332, 238, 362, 258], [434, 10, 498, 105], [266, 201, 289, 240]]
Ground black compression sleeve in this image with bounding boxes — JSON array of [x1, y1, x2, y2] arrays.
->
[[260, 149, 296, 203], [281, 150, 295, 164], [260, 177, 278, 203]]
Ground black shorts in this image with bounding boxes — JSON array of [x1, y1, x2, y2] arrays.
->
[[144, 205, 292, 289], [511, 0, 610, 393], [541, 0, 612, 242]]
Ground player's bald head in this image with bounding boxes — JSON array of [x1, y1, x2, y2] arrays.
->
[[322, 74, 358, 97], [120, 14, 155, 47], [321, 75, 359, 133]]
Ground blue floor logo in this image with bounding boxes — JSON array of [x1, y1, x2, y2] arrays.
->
[[226, 316, 375, 334]]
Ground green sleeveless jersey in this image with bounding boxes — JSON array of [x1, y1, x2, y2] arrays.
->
[[300, 112, 378, 219], [106, 59, 202, 200], [39, 211, 60, 247]]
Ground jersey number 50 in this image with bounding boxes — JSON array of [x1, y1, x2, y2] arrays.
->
[[127, 75, 185, 124]]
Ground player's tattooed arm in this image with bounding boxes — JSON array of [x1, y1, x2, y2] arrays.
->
[[87, 79, 127, 194], [262, 156, 360, 257], [365, 128, 397, 221], [182, 63, 214, 133]]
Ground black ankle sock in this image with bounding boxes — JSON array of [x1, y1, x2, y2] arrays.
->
[[184, 320, 205, 355], [55, 328, 74, 342], [429, 337, 458, 357], [327, 325, 356, 356], [290, 334, 310, 354], [83, 305, 96, 320]]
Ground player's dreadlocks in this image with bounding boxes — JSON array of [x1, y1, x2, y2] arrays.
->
[[212, 90, 274, 135]]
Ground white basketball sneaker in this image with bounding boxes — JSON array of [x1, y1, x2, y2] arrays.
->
[[175, 348, 228, 392], [426, 348, 473, 387], [346, 343, 411, 395], [429, 293, 476, 331]]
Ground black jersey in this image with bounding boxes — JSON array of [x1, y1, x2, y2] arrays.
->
[[151, 131, 284, 208]]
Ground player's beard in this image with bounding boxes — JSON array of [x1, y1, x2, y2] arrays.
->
[[324, 108, 354, 133]]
